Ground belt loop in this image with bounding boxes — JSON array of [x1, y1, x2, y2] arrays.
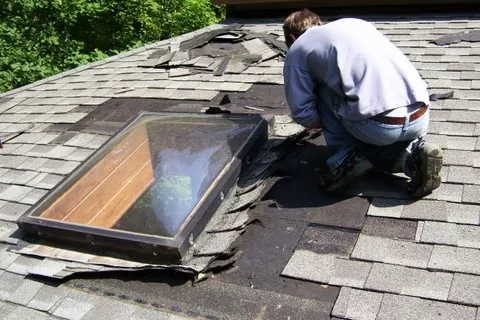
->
[[402, 114, 410, 131]]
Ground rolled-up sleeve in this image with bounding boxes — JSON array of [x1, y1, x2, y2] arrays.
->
[[283, 66, 320, 129]]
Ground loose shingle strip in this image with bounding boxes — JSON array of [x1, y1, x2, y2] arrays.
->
[[179, 24, 243, 51], [432, 30, 480, 46], [214, 57, 231, 76]]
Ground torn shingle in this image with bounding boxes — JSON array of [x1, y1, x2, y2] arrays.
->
[[432, 30, 480, 46]]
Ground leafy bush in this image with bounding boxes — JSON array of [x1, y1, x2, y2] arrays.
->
[[0, 0, 225, 92]]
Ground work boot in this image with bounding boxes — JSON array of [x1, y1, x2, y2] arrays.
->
[[406, 139, 443, 198], [318, 150, 373, 192]]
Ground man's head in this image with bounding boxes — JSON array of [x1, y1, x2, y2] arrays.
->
[[283, 9, 323, 48]]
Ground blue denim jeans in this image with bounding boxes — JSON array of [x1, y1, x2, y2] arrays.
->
[[317, 89, 429, 173]]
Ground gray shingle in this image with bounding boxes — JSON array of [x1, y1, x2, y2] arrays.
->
[[0, 155, 28, 169], [3, 304, 51, 320], [0, 201, 29, 221], [445, 202, 480, 224], [0, 185, 34, 202], [0, 113, 28, 122], [0, 170, 39, 185], [377, 293, 476, 320], [27, 284, 68, 312], [64, 133, 96, 147], [420, 221, 480, 249], [332, 287, 383, 320], [441, 56, 462, 63], [83, 135, 109, 149], [0, 244, 19, 270], [281, 250, 372, 288], [38, 159, 80, 175], [365, 263, 453, 300], [65, 148, 94, 162], [449, 79, 472, 89], [14, 104, 55, 114], [6, 255, 42, 275], [415, 204, 458, 225], [445, 136, 478, 151], [427, 79, 452, 88], [449, 273, 480, 306], [17, 157, 48, 170], [20, 188, 48, 205], [428, 122, 475, 136], [0, 271, 25, 300], [8, 132, 48, 144], [422, 70, 462, 80], [351, 234, 433, 268], [448, 110, 480, 122], [45, 145, 77, 159], [447, 166, 480, 184], [24, 172, 49, 188], [0, 221, 19, 244], [140, 88, 176, 99], [456, 90, 480, 100], [461, 72, 480, 80], [31, 174, 63, 190], [26, 145, 55, 157], [28, 258, 68, 278], [0, 98, 24, 113], [0, 143, 21, 155], [444, 150, 475, 166], [81, 298, 137, 320], [475, 153, 480, 168], [45, 113, 88, 124], [168, 89, 219, 101], [425, 183, 463, 202], [463, 185, 480, 204], [447, 63, 477, 72], [7, 278, 44, 305], [429, 245, 480, 274], [9, 144, 37, 156], [51, 295, 97, 320]]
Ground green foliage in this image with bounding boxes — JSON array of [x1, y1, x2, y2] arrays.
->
[[0, 0, 225, 92]]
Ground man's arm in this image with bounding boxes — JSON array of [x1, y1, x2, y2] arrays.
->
[[284, 66, 321, 129]]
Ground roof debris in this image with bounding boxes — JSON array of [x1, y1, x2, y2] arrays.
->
[[139, 26, 285, 78]]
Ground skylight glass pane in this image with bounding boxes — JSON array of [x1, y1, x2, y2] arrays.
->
[[113, 119, 253, 237]]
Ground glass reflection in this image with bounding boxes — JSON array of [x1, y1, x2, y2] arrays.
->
[[113, 119, 254, 237]]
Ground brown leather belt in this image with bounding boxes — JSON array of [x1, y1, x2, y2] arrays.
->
[[370, 105, 428, 125]]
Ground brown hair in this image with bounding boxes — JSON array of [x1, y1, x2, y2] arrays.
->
[[283, 9, 323, 48]]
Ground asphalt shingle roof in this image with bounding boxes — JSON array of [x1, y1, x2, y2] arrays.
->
[[0, 11, 480, 320]]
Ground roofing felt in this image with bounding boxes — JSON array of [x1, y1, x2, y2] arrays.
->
[[0, 11, 480, 320]]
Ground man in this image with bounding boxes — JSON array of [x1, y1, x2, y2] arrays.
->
[[283, 9, 443, 198]]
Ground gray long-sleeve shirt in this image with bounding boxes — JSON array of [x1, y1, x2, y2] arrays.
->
[[283, 18, 429, 128]]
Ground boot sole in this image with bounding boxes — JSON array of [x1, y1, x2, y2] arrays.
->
[[408, 147, 443, 198]]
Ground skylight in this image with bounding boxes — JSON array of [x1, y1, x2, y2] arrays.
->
[[18, 112, 267, 263]]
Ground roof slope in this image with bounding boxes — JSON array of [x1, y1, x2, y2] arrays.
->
[[0, 12, 480, 320]]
